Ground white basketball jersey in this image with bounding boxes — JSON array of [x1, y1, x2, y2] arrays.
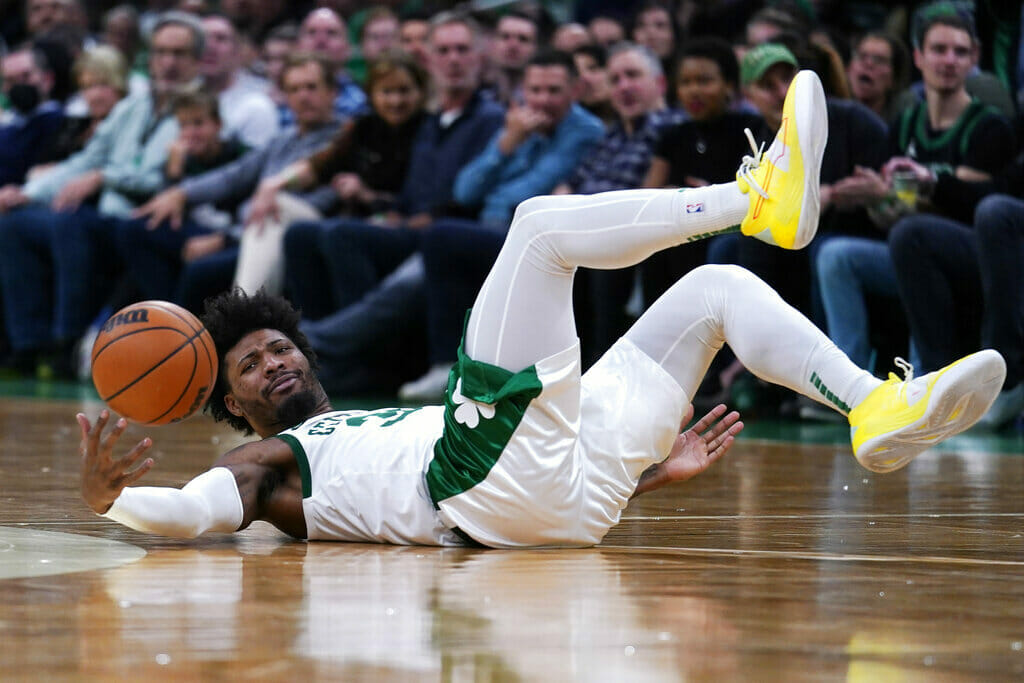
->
[[277, 406, 463, 546]]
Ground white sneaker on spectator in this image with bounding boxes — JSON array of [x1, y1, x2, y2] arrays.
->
[[398, 364, 452, 402]]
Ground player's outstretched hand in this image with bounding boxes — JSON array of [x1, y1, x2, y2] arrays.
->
[[78, 410, 154, 515], [632, 404, 743, 497]]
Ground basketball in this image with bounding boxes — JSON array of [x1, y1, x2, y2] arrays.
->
[[91, 301, 218, 425]]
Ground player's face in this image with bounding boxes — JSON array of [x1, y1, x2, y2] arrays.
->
[[223, 329, 320, 430], [676, 56, 731, 121]]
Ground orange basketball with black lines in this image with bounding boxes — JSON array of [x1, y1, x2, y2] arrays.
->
[[91, 301, 218, 425]]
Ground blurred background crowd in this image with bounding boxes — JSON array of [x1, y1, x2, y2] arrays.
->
[[0, 0, 1021, 427]]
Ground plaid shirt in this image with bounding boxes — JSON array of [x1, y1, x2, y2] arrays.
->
[[278, 73, 368, 129], [567, 108, 686, 194]]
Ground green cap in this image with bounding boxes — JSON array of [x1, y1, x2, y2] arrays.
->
[[740, 43, 798, 85]]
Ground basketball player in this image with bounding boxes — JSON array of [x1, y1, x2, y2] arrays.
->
[[79, 72, 1006, 547]]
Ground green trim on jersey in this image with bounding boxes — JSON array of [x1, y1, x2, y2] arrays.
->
[[899, 99, 998, 159], [276, 434, 312, 498], [426, 338, 544, 504]]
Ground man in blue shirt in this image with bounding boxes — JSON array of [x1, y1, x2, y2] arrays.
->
[[400, 49, 605, 401]]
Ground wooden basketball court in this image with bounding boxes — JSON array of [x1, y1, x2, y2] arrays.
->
[[1, 391, 1023, 680]]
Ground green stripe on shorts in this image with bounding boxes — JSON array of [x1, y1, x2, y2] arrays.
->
[[426, 338, 543, 504]]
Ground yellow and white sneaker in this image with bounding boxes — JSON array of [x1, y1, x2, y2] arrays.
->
[[848, 350, 1006, 473], [737, 70, 827, 250]]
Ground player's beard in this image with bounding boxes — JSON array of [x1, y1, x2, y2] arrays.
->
[[275, 387, 321, 429]]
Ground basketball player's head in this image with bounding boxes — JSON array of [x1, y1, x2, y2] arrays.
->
[[201, 289, 325, 436]]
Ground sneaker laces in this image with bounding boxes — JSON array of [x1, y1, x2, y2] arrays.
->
[[889, 356, 915, 400], [738, 128, 769, 200]]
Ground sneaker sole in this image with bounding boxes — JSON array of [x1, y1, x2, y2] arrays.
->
[[855, 349, 1006, 473], [790, 70, 827, 250]]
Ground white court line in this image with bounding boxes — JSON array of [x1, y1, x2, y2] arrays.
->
[[601, 545, 1024, 567], [623, 512, 1024, 521]]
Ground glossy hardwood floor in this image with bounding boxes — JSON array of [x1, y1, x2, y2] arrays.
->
[[1, 394, 1023, 681]]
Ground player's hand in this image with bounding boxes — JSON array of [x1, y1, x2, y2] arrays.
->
[[134, 187, 187, 230], [52, 170, 103, 212], [78, 410, 154, 514], [632, 404, 743, 497]]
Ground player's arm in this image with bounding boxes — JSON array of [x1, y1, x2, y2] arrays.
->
[[78, 410, 253, 539]]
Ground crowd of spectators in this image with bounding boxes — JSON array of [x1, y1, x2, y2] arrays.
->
[[0, 0, 1022, 429]]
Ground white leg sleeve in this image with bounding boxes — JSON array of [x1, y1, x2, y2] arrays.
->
[[101, 467, 244, 538], [625, 264, 881, 414], [467, 187, 747, 372], [234, 194, 321, 296]]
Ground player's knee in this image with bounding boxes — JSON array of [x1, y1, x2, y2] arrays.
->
[[686, 263, 756, 289]]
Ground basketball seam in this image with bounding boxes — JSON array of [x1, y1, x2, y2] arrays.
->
[[148, 338, 199, 425], [100, 328, 207, 404]]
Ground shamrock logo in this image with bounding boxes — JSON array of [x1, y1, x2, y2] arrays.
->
[[451, 377, 495, 429]]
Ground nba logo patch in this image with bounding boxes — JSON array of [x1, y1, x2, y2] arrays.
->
[[686, 202, 704, 214]]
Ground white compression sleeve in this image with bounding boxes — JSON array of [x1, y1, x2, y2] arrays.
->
[[101, 467, 245, 538]]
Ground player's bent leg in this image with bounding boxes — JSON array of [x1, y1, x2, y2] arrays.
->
[[624, 264, 880, 414]]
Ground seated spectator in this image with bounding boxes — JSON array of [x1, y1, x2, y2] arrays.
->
[[887, 157, 1024, 428], [358, 7, 400, 63], [572, 44, 615, 125], [641, 36, 762, 305], [555, 42, 685, 365], [486, 10, 539, 106], [199, 13, 279, 149], [399, 49, 604, 401], [398, 11, 431, 69], [846, 31, 910, 124], [237, 50, 429, 297], [0, 11, 202, 377], [258, 23, 296, 114], [31, 45, 129, 174], [100, 4, 148, 95], [822, 13, 1014, 381], [587, 15, 624, 48], [282, 7, 367, 128], [631, 1, 677, 88], [0, 45, 63, 186], [125, 53, 344, 312], [551, 22, 590, 53], [281, 12, 504, 396], [154, 89, 247, 308]]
